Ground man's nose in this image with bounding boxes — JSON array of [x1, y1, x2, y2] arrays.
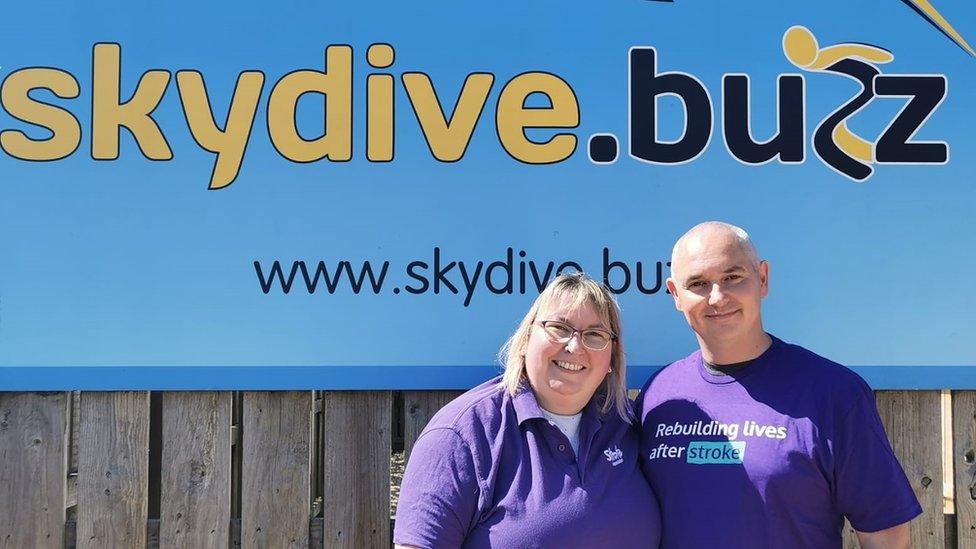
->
[[708, 283, 729, 306]]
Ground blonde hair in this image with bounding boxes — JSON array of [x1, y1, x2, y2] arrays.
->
[[498, 272, 630, 421]]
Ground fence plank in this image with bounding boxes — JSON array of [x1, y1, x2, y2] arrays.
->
[[953, 391, 976, 548], [69, 391, 80, 501], [159, 392, 232, 548], [0, 392, 68, 548], [321, 391, 391, 548], [403, 391, 463, 462], [76, 391, 150, 548], [875, 391, 944, 548], [242, 392, 311, 548]]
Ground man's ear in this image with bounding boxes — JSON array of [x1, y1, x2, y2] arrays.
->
[[666, 278, 682, 310], [758, 261, 769, 298]]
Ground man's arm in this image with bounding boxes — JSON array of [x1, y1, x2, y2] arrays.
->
[[855, 522, 911, 549], [833, 377, 922, 545]]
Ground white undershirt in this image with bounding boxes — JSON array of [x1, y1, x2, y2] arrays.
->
[[541, 408, 583, 454]]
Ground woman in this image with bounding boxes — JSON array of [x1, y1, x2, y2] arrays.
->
[[394, 272, 662, 548]]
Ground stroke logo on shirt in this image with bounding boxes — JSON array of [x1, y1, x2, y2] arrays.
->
[[604, 445, 624, 466], [686, 441, 747, 465]]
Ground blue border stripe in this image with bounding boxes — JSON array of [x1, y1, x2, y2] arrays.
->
[[1, 365, 974, 390]]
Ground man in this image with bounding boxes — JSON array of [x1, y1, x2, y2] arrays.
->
[[635, 221, 921, 548]]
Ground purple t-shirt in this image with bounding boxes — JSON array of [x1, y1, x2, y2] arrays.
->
[[635, 336, 921, 548], [395, 376, 662, 548]]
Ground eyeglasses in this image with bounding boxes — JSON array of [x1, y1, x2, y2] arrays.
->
[[536, 320, 616, 351]]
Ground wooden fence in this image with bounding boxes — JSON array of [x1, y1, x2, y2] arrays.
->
[[0, 390, 974, 548]]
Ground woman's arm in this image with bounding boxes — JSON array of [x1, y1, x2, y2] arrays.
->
[[392, 428, 482, 549]]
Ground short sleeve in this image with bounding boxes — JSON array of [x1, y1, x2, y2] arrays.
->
[[393, 428, 483, 548], [833, 383, 923, 532]]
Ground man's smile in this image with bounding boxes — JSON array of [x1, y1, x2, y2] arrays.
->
[[705, 309, 740, 320]]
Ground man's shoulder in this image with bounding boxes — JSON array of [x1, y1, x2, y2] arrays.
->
[[634, 350, 702, 414], [774, 338, 872, 395], [640, 350, 700, 389]]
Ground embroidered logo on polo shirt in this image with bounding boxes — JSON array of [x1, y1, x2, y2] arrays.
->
[[604, 445, 624, 466]]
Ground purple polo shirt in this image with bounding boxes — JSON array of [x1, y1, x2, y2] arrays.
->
[[394, 376, 661, 548], [635, 336, 922, 548]]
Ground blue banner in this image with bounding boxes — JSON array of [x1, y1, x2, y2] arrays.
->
[[1, 1, 973, 388]]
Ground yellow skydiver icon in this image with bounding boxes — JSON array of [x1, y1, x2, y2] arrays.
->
[[784, 26, 893, 169], [783, 26, 948, 181], [784, 26, 895, 71]]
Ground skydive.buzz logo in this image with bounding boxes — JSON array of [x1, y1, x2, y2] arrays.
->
[[0, 26, 952, 188], [588, 26, 949, 181]]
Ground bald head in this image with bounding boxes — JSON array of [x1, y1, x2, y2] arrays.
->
[[667, 221, 770, 363], [671, 222, 761, 280]]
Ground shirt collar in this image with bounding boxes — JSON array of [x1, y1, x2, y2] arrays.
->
[[511, 382, 605, 426], [512, 383, 547, 425], [696, 333, 782, 385]]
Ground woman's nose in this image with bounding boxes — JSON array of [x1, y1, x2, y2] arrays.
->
[[565, 332, 585, 354]]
